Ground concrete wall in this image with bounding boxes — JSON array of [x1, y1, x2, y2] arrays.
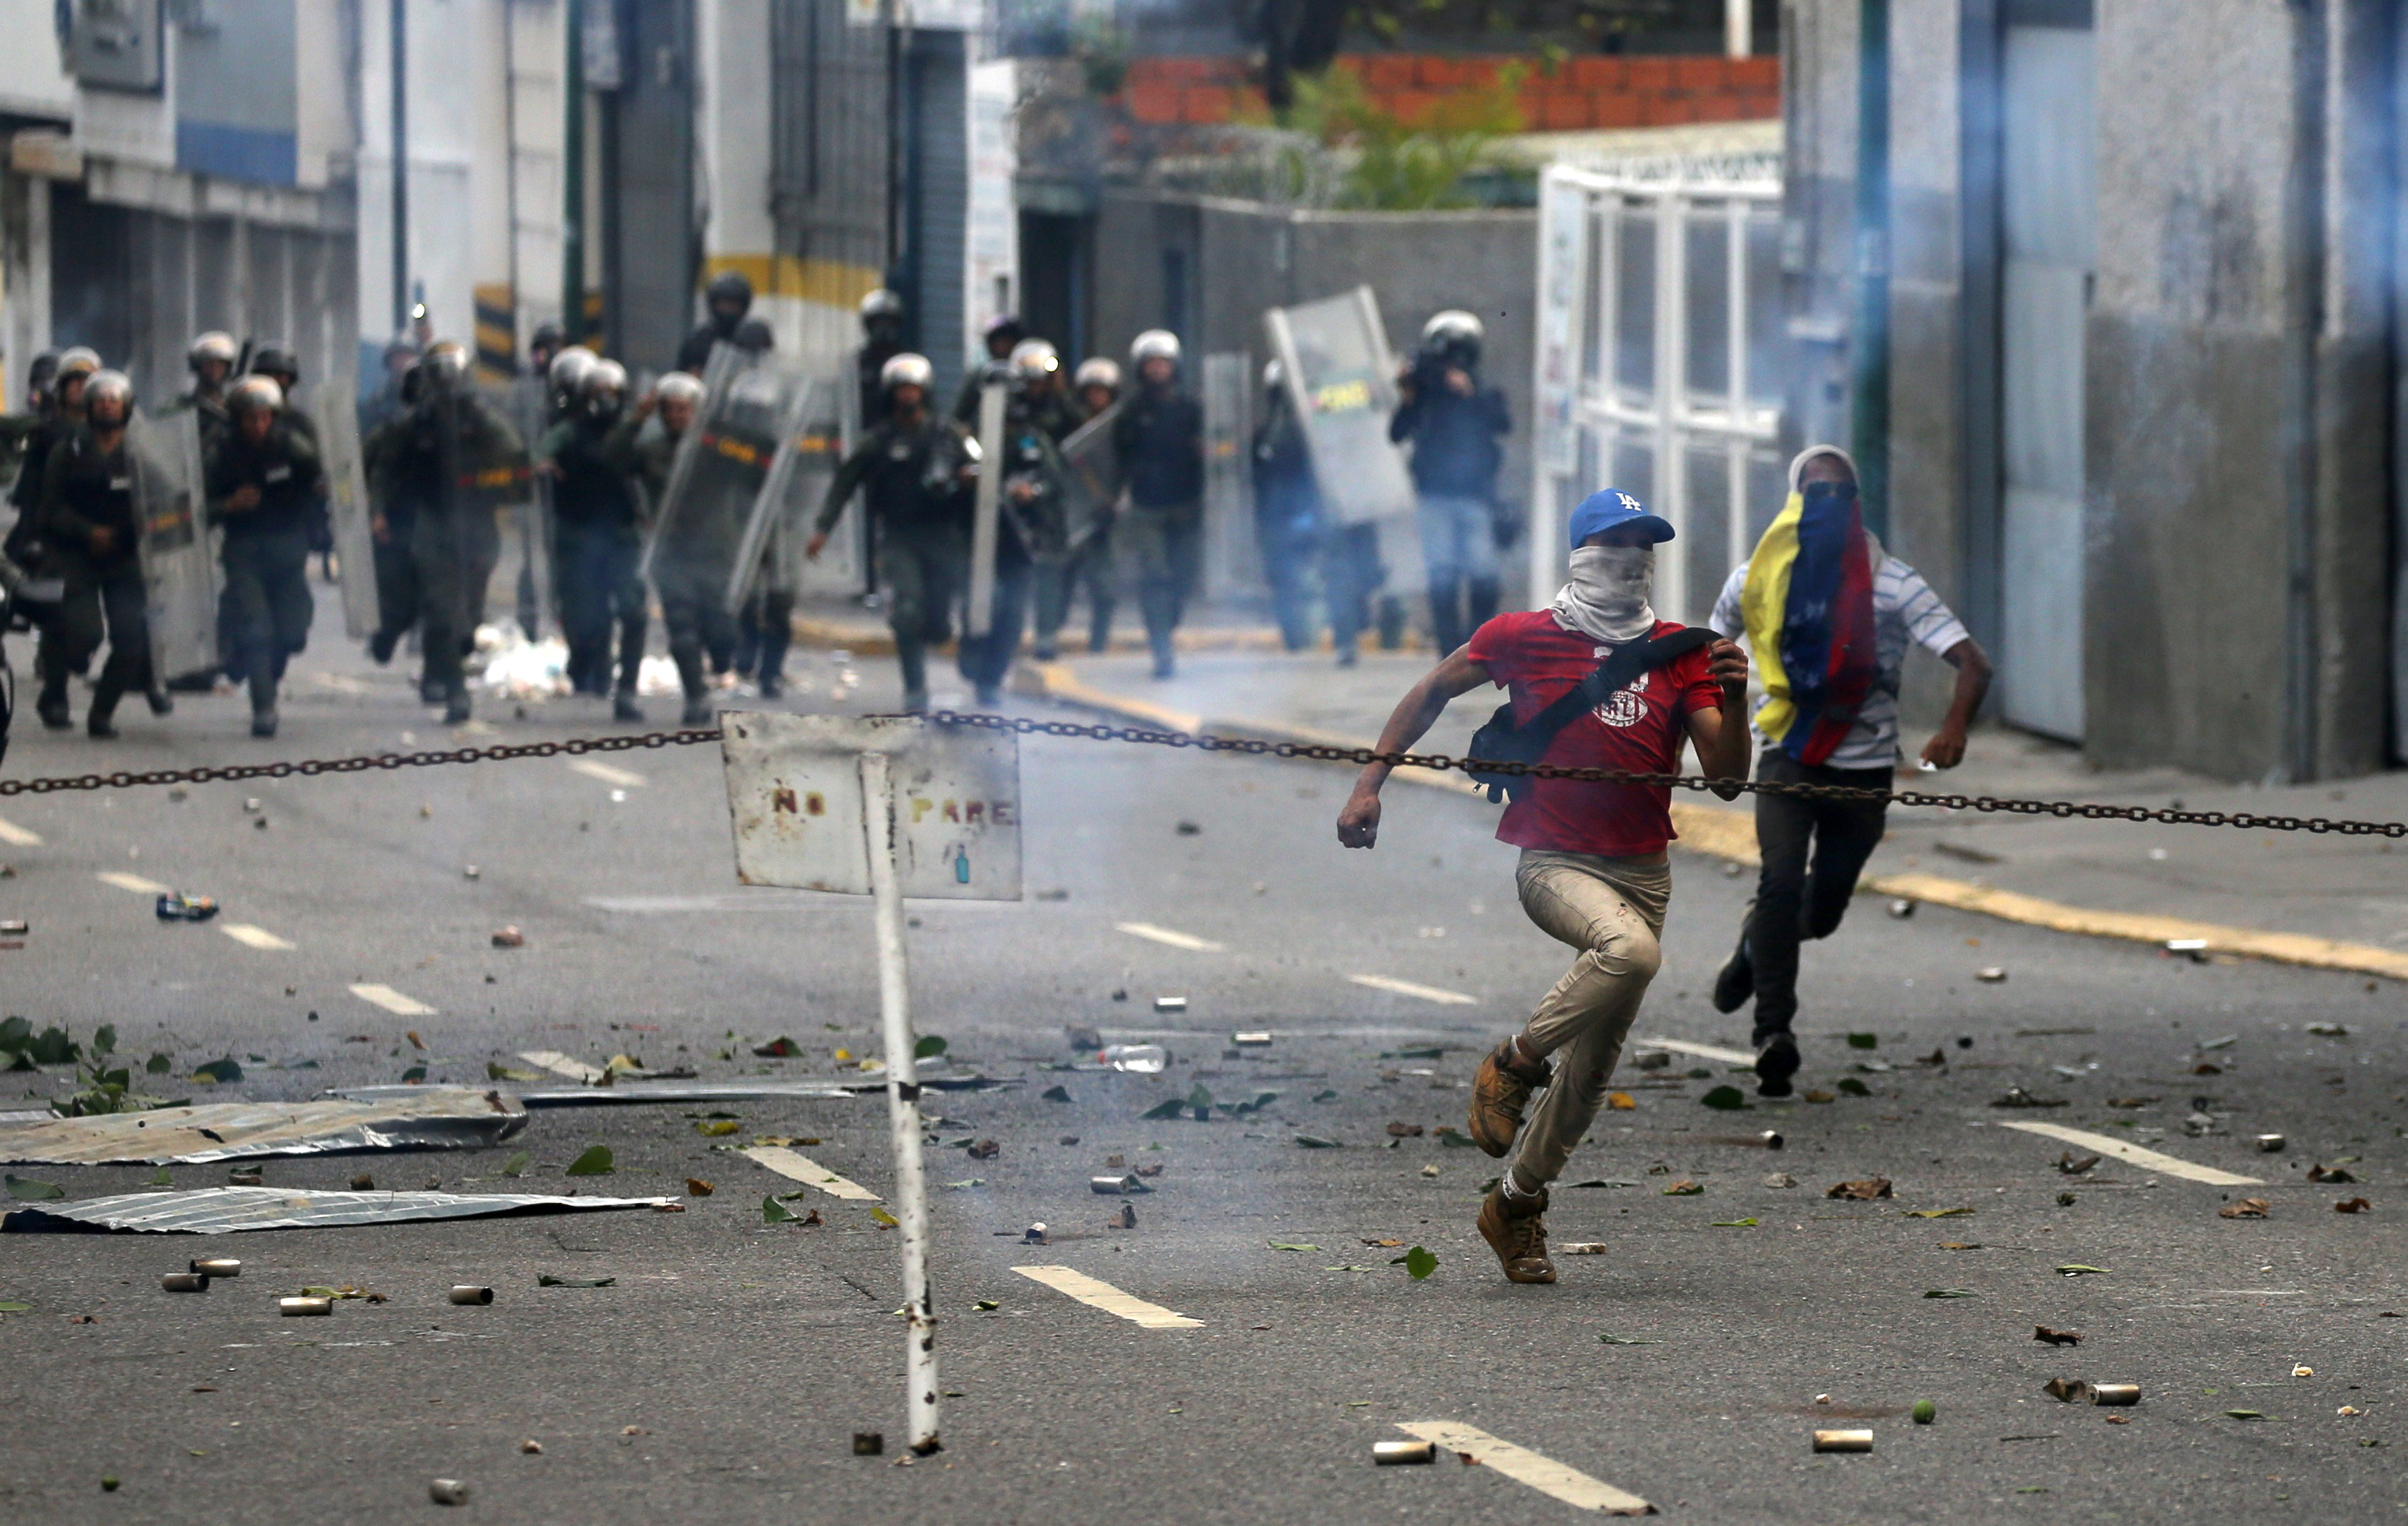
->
[[1091, 188, 1538, 600], [1784, 0, 2402, 782]]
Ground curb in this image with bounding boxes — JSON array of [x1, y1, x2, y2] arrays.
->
[[796, 616, 1430, 661], [1019, 659, 2408, 985]]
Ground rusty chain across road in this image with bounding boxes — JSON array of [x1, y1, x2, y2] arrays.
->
[[3, 709, 2403, 839]]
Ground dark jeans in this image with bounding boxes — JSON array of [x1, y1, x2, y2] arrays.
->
[[411, 507, 501, 700], [1746, 749, 1893, 1036], [222, 529, 314, 714], [1323, 521, 1384, 656], [48, 559, 150, 718], [1256, 510, 1320, 652], [1033, 528, 1115, 656], [372, 522, 420, 647], [557, 523, 647, 696]]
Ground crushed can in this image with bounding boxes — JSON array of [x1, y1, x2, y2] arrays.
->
[[189, 1258, 241, 1277], [155, 892, 220, 923]]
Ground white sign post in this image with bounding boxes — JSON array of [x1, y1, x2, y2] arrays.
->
[[719, 713, 1024, 1456]]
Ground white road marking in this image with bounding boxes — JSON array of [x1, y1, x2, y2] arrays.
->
[[569, 759, 647, 789], [350, 983, 437, 1017], [519, 1051, 609, 1084], [1635, 1035, 1756, 1066], [96, 870, 170, 893], [0, 815, 42, 847], [1012, 1265, 1203, 1329], [1995, 1120, 2265, 1186], [1393, 1422, 1652, 1516], [1116, 921, 1225, 953], [740, 1145, 881, 1202], [220, 923, 295, 951], [1349, 974, 1477, 1006]]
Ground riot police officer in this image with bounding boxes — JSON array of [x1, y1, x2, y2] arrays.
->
[[1, 349, 59, 484], [1032, 356, 1124, 662], [639, 360, 763, 727], [1252, 359, 1321, 653], [13, 349, 99, 723], [805, 354, 977, 713], [370, 340, 529, 724], [953, 312, 1027, 425], [676, 271, 754, 373], [958, 344, 1073, 706], [36, 370, 151, 737], [1073, 357, 1121, 422], [857, 289, 907, 429], [540, 359, 647, 722], [603, 370, 701, 714], [1110, 329, 1204, 679], [1389, 308, 1510, 657], [167, 331, 239, 449], [208, 375, 326, 737]]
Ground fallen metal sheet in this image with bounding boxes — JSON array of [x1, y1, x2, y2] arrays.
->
[[0, 1088, 526, 1166], [1, 1185, 675, 1236], [331, 1081, 861, 1109]]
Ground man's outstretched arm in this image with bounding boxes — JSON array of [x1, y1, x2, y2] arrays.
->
[[1336, 649, 1493, 849]]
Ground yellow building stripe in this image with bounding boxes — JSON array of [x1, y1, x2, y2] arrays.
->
[[701, 253, 885, 309]]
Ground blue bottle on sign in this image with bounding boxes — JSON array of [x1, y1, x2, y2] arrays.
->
[[954, 849, 970, 884]]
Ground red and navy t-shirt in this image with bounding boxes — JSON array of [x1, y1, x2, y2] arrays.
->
[[1463, 612, 1726, 858]]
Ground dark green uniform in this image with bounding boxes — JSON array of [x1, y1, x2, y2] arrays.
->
[[1111, 384, 1205, 677], [370, 386, 528, 718], [207, 416, 325, 725], [959, 396, 1071, 702], [815, 410, 977, 708], [36, 424, 149, 732]]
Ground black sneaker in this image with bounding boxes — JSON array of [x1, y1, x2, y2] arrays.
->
[[1712, 931, 1755, 1014], [1754, 1031, 1800, 1097]]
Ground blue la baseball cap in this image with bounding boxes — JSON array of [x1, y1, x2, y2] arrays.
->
[[1567, 487, 1675, 549]]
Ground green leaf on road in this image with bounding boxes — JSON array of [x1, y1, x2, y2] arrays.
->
[[2222, 1409, 2268, 1421], [1700, 1085, 1751, 1111], [399, 1065, 427, 1084], [2055, 1264, 2107, 1276], [147, 1168, 169, 1186], [1185, 1083, 1214, 1112], [695, 1120, 740, 1137], [537, 1274, 615, 1288], [1836, 1078, 1872, 1097], [1710, 1218, 1758, 1227], [92, 1025, 116, 1056], [1847, 1032, 1879, 1049], [1923, 1288, 1980, 1299], [1312, 1089, 1338, 1102], [145, 1053, 173, 1074], [192, 1057, 241, 1084], [1142, 1098, 1186, 1120], [1041, 1085, 1073, 1102], [1398, 1247, 1438, 1279], [487, 1061, 545, 1082], [763, 1195, 798, 1224], [1905, 1207, 1975, 1218], [914, 1035, 949, 1058], [500, 1151, 531, 1178], [973, 1299, 1000, 1311], [1598, 1334, 1665, 1345], [0, 1302, 30, 1313], [4, 1174, 64, 1201], [1912, 1399, 1937, 1425], [1293, 1134, 1340, 1149], [565, 1146, 614, 1176], [870, 1207, 901, 1228], [1268, 1241, 1320, 1252]]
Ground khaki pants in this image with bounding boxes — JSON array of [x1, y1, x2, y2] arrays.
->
[[1510, 849, 1671, 1189]]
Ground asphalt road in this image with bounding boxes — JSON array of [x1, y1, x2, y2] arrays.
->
[[1, 594, 2403, 1524]]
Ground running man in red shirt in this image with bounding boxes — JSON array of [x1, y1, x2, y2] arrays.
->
[[1338, 488, 1750, 1284]]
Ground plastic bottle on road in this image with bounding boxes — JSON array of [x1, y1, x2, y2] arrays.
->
[[1101, 1044, 1166, 1075]]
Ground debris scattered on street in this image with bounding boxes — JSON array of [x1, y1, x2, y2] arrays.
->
[[1661, 1179, 1703, 1195], [1607, 1092, 1636, 1111], [429, 1478, 470, 1506], [686, 1178, 713, 1196], [1387, 1121, 1425, 1137], [1561, 1243, 1608, 1255], [2336, 1197, 2372, 1214], [160, 1272, 208, 1292], [2255, 1134, 2287, 1153], [1759, 1130, 1784, 1149], [1112, 1202, 1136, 1229], [536, 1274, 615, 1288], [1232, 1031, 1273, 1046], [1826, 1177, 1893, 1201], [1700, 1086, 1749, 1111], [1992, 1088, 2066, 1109], [1, 1185, 675, 1235], [0, 1087, 526, 1166], [1294, 1133, 1340, 1148], [564, 1146, 614, 1176], [967, 1139, 1000, 1159], [1812, 1430, 1872, 1453], [1764, 1172, 1797, 1188], [2222, 1409, 2267, 1421], [1023, 1223, 1049, 1245], [1887, 898, 1916, 919], [1975, 967, 2007, 983], [2309, 1163, 2358, 1183], [2046, 1379, 2140, 1406], [1374, 1440, 1436, 1465], [2306, 1022, 2349, 1037], [2057, 1153, 2100, 1174], [2220, 1198, 2272, 1219], [5, 1174, 64, 1201], [2035, 1326, 2083, 1346], [490, 926, 524, 949], [190, 1258, 239, 1276], [854, 1433, 884, 1456], [1393, 1246, 1438, 1279], [519, 1440, 541, 1454], [1154, 996, 1187, 1014], [1090, 1174, 1150, 1195], [2164, 937, 2209, 961], [155, 893, 220, 923], [1903, 1207, 1972, 1218], [1041, 1085, 1073, 1102], [2054, 1264, 2108, 1276], [1418, 1164, 1440, 1178], [279, 1296, 332, 1316], [1103, 1044, 1166, 1074], [1634, 1051, 1670, 1070], [450, 1286, 493, 1305], [1924, 1288, 1979, 1299]]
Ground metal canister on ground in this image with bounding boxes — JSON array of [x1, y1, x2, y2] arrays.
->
[[161, 1272, 209, 1292], [279, 1296, 334, 1316], [190, 1258, 240, 1276], [449, 1286, 494, 1305], [1811, 1430, 1873, 1453], [1373, 1440, 1436, 1465]]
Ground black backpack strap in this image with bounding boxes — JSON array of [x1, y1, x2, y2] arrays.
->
[[1521, 626, 1717, 747]]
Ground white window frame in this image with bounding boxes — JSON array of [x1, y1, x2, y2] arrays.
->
[[1531, 159, 1782, 625]]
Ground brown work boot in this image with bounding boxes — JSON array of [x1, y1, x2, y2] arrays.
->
[[1477, 1181, 1556, 1284], [1468, 1037, 1550, 1158]]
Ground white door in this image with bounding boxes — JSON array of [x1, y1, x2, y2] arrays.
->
[[1998, 22, 2095, 741]]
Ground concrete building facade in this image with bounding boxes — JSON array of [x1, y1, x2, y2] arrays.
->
[[1785, 0, 2407, 782]]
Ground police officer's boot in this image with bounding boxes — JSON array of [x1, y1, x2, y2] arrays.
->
[[36, 671, 71, 731], [250, 707, 278, 740], [895, 636, 929, 714], [87, 682, 123, 740], [443, 686, 471, 725], [147, 684, 174, 717]]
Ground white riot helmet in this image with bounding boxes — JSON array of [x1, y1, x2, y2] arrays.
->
[[227, 374, 284, 416], [1420, 310, 1484, 366], [188, 331, 238, 375], [1008, 338, 1061, 386], [580, 359, 628, 416], [84, 369, 134, 424], [859, 288, 905, 323], [1128, 329, 1182, 369], [654, 371, 705, 408], [880, 352, 936, 394], [548, 346, 597, 398], [423, 340, 471, 383], [1073, 357, 1121, 394]]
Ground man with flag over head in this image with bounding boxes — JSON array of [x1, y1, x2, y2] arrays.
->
[[1707, 446, 1992, 1097]]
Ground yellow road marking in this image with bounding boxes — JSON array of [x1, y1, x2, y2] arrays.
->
[[739, 1145, 880, 1202], [1012, 1265, 1203, 1328], [1393, 1421, 1653, 1515]]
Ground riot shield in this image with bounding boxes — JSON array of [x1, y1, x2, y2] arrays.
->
[[311, 381, 379, 640], [965, 380, 1008, 636], [641, 346, 798, 601], [487, 375, 556, 640], [1263, 285, 1417, 526], [431, 387, 532, 639], [1056, 400, 1122, 552], [125, 409, 217, 684], [724, 373, 842, 614], [1199, 352, 1256, 599]]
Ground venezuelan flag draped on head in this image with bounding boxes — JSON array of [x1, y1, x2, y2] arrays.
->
[[1739, 446, 1879, 765]]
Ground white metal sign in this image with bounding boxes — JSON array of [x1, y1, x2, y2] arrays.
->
[[720, 712, 1022, 901]]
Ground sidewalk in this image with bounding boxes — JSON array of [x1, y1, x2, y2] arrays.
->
[[1015, 646, 2408, 982]]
